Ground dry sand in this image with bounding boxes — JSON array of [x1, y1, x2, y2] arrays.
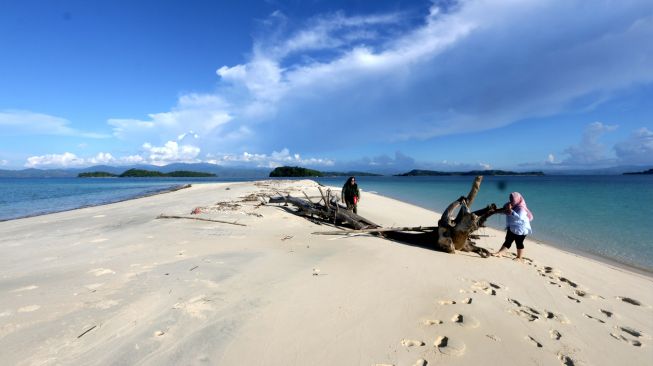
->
[[0, 180, 651, 366]]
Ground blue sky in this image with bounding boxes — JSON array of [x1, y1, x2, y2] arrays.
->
[[1, 0, 651, 172]]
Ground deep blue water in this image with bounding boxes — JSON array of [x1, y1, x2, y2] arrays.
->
[[1, 175, 651, 272]]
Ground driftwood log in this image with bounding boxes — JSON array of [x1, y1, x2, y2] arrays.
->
[[268, 187, 380, 230], [268, 177, 504, 258]]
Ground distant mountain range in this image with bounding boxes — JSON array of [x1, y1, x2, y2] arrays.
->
[[0, 163, 270, 178], [395, 169, 545, 176], [0, 163, 650, 178]]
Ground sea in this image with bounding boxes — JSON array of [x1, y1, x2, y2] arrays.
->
[[1, 175, 651, 272]]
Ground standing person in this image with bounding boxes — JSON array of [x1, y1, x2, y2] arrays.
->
[[494, 192, 533, 260], [341, 176, 360, 214]]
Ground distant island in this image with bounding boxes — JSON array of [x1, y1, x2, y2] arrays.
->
[[78, 171, 118, 178], [78, 169, 216, 178], [269, 166, 381, 177], [623, 168, 653, 175], [395, 169, 545, 176]]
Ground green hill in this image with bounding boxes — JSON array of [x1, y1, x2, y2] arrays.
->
[[623, 168, 653, 175], [396, 169, 544, 176], [78, 171, 118, 178], [108, 169, 217, 178], [269, 166, 323, 177]]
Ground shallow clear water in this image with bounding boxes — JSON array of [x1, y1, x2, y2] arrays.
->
[[1, 175, 651, 271], [0, 177, 230, 221], [316, 175, 653, 272]]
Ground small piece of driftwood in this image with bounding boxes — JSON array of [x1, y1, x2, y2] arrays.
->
[[156, 214, 246, 226], [77, 325, 97, 338]]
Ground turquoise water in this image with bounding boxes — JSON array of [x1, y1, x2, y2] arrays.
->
[[0, 177, 241, 221], [316, 175, 653, 272], [1, 176, 651, 271]]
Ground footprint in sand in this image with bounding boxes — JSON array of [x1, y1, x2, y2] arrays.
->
[[583, 313, 606, 324], [423, 319, 443, 326], [507, 298, 522, 307], [434, 336, 465, 356], [550, 329, 562, 340], [557, 353, 576, 366], [544, 310, 570, 324], [412, 360, 427, 366], [510, 309, 539, 321], [526, 335, 543, 348], [401, 339, 425, 347], [615, 296, 643, 306], [461, 297, 472, 304], [558, 277, 578, 288], [574, 289, 604, 300], [469, 280, 501, 295], [567, 296, 581, 303], [600, 309, 613, 318], [18, 305, 40, 312], [438, 300, 456, 305], [507, 298, 540, 321], [609, 332, 642, 347], [450, 313, 480, 328], [617, 325, 651, 340]]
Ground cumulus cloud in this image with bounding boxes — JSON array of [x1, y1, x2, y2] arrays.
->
[[562, 122, 618, 165], [206, 147, 334, 168], [0, 110, 108, 138], [0, 159, 8, 166], [25, 152, 87, 168], [141, 141, 201, 166], [25, 152, 137, 168], [107, 94, 231, 144], [107, 0, 653, 160], [614, 127, 653, 164]]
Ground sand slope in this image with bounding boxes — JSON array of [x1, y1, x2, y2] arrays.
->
[[0, 180, 651, 366]]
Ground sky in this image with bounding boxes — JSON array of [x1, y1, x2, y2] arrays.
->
[[1, 0, 652, 172]]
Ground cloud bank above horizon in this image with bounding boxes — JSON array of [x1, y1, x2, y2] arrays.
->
[[3, 0, 653, 170]]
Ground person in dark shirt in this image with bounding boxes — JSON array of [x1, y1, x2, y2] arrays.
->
[[341, 176, 361, 214]]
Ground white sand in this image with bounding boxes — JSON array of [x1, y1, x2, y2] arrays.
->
[[0, 180, 651, 366]]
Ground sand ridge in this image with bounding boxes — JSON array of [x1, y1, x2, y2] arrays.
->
[[0, 180, 651, 365]]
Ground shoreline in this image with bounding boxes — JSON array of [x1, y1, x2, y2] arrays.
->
[[0, 183, 192, 223], [1, 180, 651, 365], [3, 179, 651, 277], [356, 188, 653, 278]]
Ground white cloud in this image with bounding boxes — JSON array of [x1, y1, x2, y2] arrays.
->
[[141, 141, 201, 166], [546, 154, 557, 164], [108, 94, 232, 143], [562, 122, 618, 165], [97, 1, 653, 164], [0, 110, 108, 138], [25, 152, 87, 168], [614, 127, 653, 165], [0, 159, 8, 166], [88, 152, 116, 165], [25, 151, 144, 168], [206, 148, 334, 168]]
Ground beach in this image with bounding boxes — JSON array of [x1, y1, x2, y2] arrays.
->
[[1, 180, 651, 366]]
